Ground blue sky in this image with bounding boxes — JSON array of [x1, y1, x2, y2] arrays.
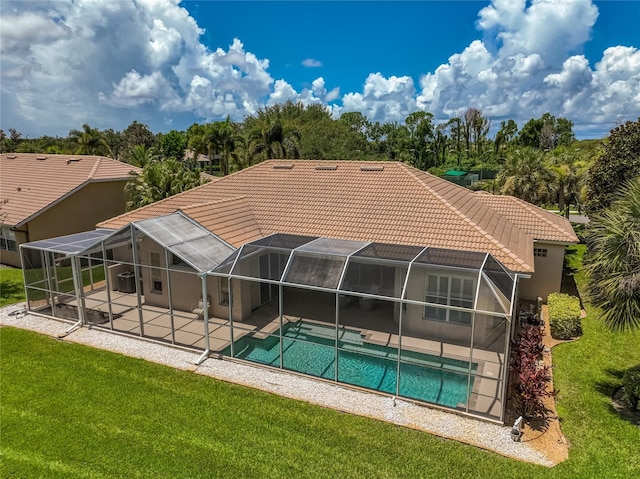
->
[[1, 0, 639, 139]]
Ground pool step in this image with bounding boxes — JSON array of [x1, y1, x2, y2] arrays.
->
[[287, 322, 364, 345]]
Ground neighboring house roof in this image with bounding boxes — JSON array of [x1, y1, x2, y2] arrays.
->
[[474, 192, 579, 243], [99, 160, 544, 273], [0, 153, 139, 228]]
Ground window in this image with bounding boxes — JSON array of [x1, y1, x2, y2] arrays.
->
[[219, 279, 229, 306], [424, 274, 474, 324], [534, 248, 548, 257], [0, 226, 17, 252], [149, 252, 162, 293]]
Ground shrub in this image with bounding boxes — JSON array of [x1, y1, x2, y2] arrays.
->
[[510, 325, 556, 420], [622, 364, 640, 411], [548, 292, 582, 339]]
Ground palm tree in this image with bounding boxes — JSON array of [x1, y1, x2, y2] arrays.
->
[[584, 177, 640, 331], [245, 108, 301, 165], [547, 146, 588, 217], [125, 144, 158, 168], [125, 159, 206, 210], [68, 124, 109, 155], [497, 147, 555, 205]]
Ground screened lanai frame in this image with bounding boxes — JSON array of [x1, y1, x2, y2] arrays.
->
[[20, 213, 234, 351], [21, 226, 518, 423], [206, 233, 518, 422]]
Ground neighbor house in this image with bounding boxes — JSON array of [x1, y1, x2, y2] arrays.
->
[[19, 160, 577, 423], [1, 153, 139, 267]]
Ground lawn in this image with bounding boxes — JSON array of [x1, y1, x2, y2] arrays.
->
[[1, 246, 639, 478], [0, 268, 26, 307]]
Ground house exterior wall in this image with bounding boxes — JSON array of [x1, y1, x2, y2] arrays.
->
[[519, 242, 566, 301], [2, 181, 129, 267]]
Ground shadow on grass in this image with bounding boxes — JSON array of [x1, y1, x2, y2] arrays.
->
[[594, 367, 626, 398], [0, 279, 24, 302]]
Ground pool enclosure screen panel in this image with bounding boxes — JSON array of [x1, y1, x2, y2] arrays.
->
[[284, 253, 347, 289], [21, 228, 517, 423]]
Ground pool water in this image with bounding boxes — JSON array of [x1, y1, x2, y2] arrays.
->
[[226, 321, 476, 408]]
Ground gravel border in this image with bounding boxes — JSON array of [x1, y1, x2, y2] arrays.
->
[[1, 303, 553, 467]]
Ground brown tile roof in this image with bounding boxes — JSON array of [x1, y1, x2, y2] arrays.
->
[[474, 192, 578, 243], [179, 197, 263, 247], [99, 160, 540, 273], [0, 153, 139, 227]]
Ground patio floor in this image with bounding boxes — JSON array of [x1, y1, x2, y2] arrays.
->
[[59, 287, 503, 418]]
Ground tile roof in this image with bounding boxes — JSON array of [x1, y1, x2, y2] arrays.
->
[[474, 192, 578, 243], [0, 153, 139, 227], [98, 160, 549, 273]]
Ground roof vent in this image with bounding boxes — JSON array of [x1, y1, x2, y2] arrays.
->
[[360, 165, 384, 172], [36, 156, 47, 160], [315, 165, 337, 171], [273, 164, 294, 170], [66, 158, 80, 164], [7, 155, 16, 159]]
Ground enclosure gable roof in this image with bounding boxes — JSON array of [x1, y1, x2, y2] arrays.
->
[[474, 192, 578, 243], [98, 160, 536, 273], [0, 153, 139, 227]]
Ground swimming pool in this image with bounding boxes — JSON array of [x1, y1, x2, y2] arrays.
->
[[226, 321, 477, 408]]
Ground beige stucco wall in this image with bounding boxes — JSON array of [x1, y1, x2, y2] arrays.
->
[[519, 242, 567, 301], [3, 180, 129, 268], [135, 237, 249, 321]]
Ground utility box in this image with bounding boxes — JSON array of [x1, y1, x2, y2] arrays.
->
[[118, 271, 136, 293]]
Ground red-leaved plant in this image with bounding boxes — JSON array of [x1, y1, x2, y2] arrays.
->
[[510, 325, 557, 420]]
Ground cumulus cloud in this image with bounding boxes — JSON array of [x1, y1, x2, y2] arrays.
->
[[0, 0, 275, 135], [302, 58, 323, 68], [341, 0, 639, 136], [1, 0, 638, 138]]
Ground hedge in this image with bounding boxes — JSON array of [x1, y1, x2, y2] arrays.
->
[[623, 364, 640, 410], [548, 292, 582, 340]]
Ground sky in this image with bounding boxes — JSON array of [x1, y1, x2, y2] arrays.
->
[[1, 0, 639, 140]]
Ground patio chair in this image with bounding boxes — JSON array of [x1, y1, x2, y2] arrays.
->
[[192, 295, 211, 320]]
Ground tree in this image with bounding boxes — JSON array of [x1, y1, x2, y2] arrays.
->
[[497, 147, 555, 205], [158, 129, 187, 162], [585, 118, 640, 213], [518, 113, 574, 150], [68, 124, 109, 155], [212, 117, 240, 176], [122, 121, 156, 161], [245, 106, 301, 164], [584, 177, 640, 331], [126, 145, 158, 168], [125, 159, 206, 210], [494, 119, 518, 156], [547, 146, 588, 217]]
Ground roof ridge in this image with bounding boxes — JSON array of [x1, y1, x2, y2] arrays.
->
[[509, 196, 577, 241], [399, 163, 531, 270], [88, 157, 102, 179]]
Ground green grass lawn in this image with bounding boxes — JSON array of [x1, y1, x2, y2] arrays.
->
[[1, 247, 639, 478], [0, 268, 26, 307]]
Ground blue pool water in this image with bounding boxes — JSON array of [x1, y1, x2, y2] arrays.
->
[[225, 321, 476, 408]]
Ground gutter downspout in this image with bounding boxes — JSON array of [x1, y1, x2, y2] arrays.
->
[[195, 273, 210, 365]]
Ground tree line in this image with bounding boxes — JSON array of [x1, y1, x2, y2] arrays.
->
[[1, 103, 637, 216]]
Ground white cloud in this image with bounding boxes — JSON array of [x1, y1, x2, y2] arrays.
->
[[0, 0, 638, 139], [0, 0, 275, 135], [302, 58, 323, 68], [267, 77, 340, 106]]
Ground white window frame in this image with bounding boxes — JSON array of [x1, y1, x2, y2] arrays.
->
[[424, 273, 474, 325], [0, 226, 17, 252], [534, 248, 548, 258]]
